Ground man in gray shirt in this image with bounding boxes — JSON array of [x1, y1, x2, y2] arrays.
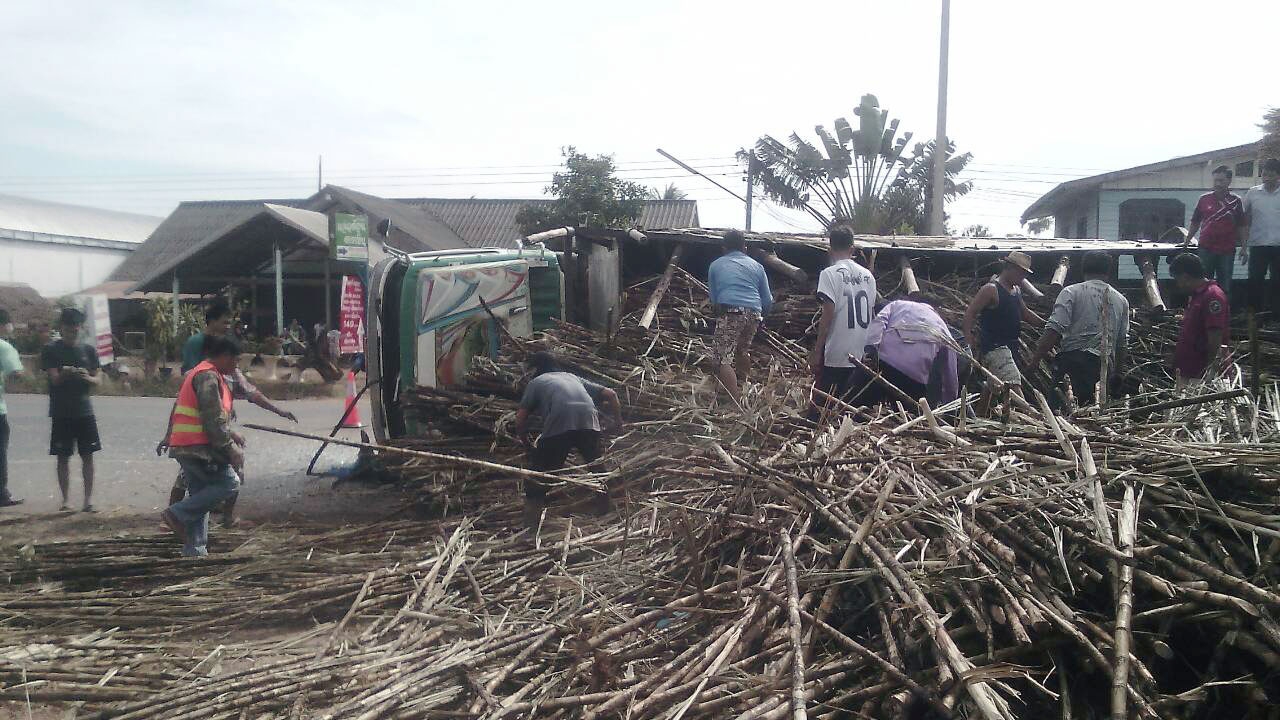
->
[[1028, 251, 1130, 407], [1241, 158, 1280, 319], [515, 352, 622, 524]]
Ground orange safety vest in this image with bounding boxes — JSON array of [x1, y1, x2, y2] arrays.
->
[[167, 360, 233, 447]]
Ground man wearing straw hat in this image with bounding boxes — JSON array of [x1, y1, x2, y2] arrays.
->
[[962, 251, 1044, 406]]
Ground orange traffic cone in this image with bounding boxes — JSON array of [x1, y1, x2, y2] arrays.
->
[[341, 371, 364, 428]]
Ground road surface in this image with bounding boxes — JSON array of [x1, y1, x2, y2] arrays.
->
[[0, 393, 400, 540]]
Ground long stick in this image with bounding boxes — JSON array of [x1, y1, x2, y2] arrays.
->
[[243, 423, 595, 487], [1111, 481, 1138, 719], [639, 244, 686, 329], [781, 532, 808, 720]]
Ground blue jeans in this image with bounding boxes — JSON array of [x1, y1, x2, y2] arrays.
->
[[1198, 248, 1236, 303], [169, 457, 239, 557]]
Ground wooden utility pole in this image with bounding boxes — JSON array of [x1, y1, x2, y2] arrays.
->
[[745, 156, 755, 231], [929, 0, 951, 236]]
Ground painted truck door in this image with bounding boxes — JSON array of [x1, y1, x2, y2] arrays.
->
[[413, 259, 533, 389]]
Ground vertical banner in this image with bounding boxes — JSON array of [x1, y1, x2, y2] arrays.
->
[[339, 275, 366, 354], [75, 294, 114, 365], [332, 213, 370, 261]]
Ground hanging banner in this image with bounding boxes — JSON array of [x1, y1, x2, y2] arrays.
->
[[339, 275, 366, 354], [74, 294, 114, 365], [332, 213, 369, 261]]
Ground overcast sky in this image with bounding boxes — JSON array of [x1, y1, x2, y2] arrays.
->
[[2, 0, 1276, 235]]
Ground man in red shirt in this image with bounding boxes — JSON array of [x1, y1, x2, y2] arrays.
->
[[1188, 165, 1245, 301], [1170, 253, 1230, 388]]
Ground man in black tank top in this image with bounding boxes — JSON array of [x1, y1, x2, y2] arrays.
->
[[962, 252, 1045, 411]]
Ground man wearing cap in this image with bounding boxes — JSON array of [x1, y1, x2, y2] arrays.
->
[[1169, 253, 1230, 388], [809, 226, 876, 406], [962, 252, 1044, 403], [707, 230, 772, 401], [1027, 250, 1130, 407]]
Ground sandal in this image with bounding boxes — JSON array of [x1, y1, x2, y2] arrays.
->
[[82, 504, 97, 513]]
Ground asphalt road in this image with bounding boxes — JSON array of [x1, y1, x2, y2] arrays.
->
[[1, 392, 399, 527]]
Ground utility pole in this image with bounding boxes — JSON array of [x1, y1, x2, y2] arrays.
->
[[318, 155, 323, 191], [745, 156, 755, 231], [929, 0, 951, 236]]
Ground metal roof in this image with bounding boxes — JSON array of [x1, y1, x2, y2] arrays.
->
[[109, 199, 306, 282], [1020, 142, 1260, 223], [0, 193, 161, 243], [405, 198, 700, 248]]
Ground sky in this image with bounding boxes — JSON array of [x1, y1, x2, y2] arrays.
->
[[1, 0, 1276, 236]]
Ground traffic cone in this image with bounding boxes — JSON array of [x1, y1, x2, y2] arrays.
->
[[341, 371, 364, 428]]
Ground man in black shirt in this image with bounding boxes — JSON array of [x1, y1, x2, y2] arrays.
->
[[40, 308, 101, 512]]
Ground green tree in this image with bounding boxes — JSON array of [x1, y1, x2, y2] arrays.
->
[[649, 182, 688, 201], [738, 94, 972, 234], [516, 147, 650, 234], [1024, 217, 1053, 236], [1261, 107, 1280, 161]]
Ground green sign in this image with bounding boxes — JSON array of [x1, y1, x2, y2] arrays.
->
[[333, 213, 369, 261]]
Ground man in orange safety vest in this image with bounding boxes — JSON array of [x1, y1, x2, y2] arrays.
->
[[160, 336, 245, 557]]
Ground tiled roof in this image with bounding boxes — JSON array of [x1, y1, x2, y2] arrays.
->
[[408, 198, 701, 248]]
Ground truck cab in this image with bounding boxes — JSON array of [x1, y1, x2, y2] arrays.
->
[[364, 247, 563, 443]]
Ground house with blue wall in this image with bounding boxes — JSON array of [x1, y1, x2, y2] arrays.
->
[[1021, 142, 1262, 280]]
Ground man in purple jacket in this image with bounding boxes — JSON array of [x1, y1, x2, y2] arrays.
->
[[860, 293, 959, 407]]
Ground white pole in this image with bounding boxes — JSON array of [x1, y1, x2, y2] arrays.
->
[[929, 0, 951, 236], [171, 275, 180, 330], [274, 242, 285, 336]]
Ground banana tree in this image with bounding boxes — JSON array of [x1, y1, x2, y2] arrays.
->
[[739, 94, 971, 234]]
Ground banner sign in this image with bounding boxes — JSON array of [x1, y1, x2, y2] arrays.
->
[[75, 294, 114, 365], [333, 213, 369, 261], [339, 275, 366, 354]]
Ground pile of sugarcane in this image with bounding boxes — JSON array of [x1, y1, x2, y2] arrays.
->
[[3, 266, 1280, 718]]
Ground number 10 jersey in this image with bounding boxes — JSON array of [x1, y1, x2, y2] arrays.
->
[[816, 259, 877, 368]]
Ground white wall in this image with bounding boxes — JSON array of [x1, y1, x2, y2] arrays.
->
[[0, 239, 132, 297]]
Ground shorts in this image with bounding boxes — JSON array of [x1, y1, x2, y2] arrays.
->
[[815, 365, 862, 404], [981, 346, 1022, 384], [50, 416, 101, 457], [709, 310, 761, 365]]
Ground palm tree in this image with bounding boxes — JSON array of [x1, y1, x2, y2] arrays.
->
[[738, 94, 972, 234], [649, 183, 688, 201]]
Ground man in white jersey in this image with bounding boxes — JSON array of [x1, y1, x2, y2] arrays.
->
[[809, 226, 876, 407]]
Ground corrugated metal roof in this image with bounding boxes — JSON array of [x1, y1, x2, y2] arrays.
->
[[326, 186, 468, 252], [0, 193, 161, 243], [407, 199, 700, 248]]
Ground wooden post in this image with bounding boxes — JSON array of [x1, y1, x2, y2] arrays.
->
[[324, 258, 332, 330], [251, 281, 259, 335], [1138, 256, 1166, 311], [1050, 255, 1070, 287], [866, 248, 877, 272], [639, 244, 685, 329], [899, 256, 920, 294], [560, 247, 577, 326]]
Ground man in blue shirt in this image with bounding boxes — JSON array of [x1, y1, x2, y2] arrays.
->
[[706, 230, 772, 401]]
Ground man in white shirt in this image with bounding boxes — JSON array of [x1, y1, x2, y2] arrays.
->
[[1240, 158, 1280, 319], [0, 309, 24, 508], [809, 226, 876, 407]]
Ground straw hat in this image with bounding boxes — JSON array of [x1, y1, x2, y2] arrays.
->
[[1001, 251, 1034, 274]]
